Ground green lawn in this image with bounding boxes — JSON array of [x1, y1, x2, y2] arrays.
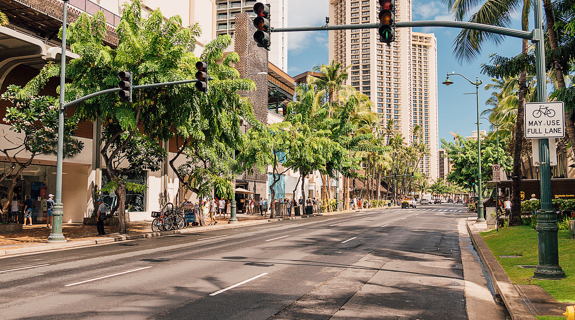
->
[[536, 316, 566, 320], [480, 225, 575, 303]]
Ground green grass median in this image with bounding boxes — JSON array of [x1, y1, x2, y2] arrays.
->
[[480, 225, 574, 304]]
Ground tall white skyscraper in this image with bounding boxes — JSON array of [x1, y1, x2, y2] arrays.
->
[[215, 0, 288, 71], [328, 0, 438, 180]]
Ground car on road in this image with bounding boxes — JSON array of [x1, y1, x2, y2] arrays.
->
[[420, 199, 430, 205], [434, 199, 442, 204], [401, 198, 417, 208]]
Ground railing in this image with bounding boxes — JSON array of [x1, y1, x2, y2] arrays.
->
[[68, 0, 121, 27]]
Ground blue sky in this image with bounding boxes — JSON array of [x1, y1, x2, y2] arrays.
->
[[286, 0, 525, 144]]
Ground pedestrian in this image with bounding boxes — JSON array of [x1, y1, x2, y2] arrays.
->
[[250, 198, 255, 214], [46, 194, 55, 228], [209, 198, 217, 225], [262, 198, 268, 215], [504, 198, 512, 216], [287, 198, 292, 216], [23, 195, 33, 226], [202, 200, 210, 225], [96, 199, 106, 235], [298, 197, 303, 206], [219, 198, 226, 218], [10, 197, 21, 224], [529, 194, 537, 201]]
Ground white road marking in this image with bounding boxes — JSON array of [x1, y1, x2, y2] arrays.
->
[[380, 224, 389, 227], [0, 264, 50, 274], [330, 222, 344, 226], [341, 237, 357, 244], [401, 217, 407, 220], [209, 273, 268, 296], [64, 266, 152, 287], [265, 235, 289, 242]]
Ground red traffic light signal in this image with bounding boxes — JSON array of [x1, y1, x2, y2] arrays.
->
[[195, 61, 208, 93], [252, 2, 271, 50]]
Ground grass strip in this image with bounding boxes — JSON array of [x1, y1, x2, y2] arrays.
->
[[480, 225, 574, 303]]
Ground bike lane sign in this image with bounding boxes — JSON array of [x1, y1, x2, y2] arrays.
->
[[524, 101, 565, 139]]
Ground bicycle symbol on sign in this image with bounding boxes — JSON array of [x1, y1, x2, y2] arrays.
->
[[532, 105, 556, 118]]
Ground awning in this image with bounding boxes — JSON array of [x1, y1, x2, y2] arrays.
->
[[235, 188, 253, 194]]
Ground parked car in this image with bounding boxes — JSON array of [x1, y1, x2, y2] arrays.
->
[[434, 199, 442, 204], [420, 199, 430, 205]]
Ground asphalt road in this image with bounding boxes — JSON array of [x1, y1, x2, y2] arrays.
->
[[0, 204, 478, 320]]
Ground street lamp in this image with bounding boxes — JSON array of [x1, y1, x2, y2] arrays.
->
[[48, 0, 69, 242], [443, 72, 485, 223]]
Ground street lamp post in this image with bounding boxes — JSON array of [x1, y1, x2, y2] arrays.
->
[[443, 72, 485, 222], [48, 0, 69, 242], [481, 117, 501, 230]]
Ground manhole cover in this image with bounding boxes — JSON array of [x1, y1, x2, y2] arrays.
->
[[500, 255, 522, 258]]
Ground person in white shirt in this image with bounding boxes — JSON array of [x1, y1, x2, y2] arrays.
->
[[97, 199, 107, 235], [219, 199, 226, 218], [504, 198, 512, 216], [10, 198, 20, 223]]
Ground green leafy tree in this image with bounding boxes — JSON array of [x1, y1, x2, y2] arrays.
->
[[58, 0, 214, 233], [0, 67, 83, 221], [441, 133, 512, 193], [0, 10, 8, 26]]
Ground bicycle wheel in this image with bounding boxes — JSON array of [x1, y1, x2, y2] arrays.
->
[[176, 215, 186, 229], [163, 215, 173, 231], [533, 110, 542, 118], [151, 218, 161, 232], [548, 109, 556, 117]]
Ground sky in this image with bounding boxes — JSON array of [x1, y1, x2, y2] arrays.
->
[[286, 0, 526, 145]]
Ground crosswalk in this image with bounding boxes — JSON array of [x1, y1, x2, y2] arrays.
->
[[403, 208, 468, 215]]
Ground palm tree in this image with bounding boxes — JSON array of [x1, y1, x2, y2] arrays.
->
[[445, 0, 531, 223], [310, 61, 352, 117]]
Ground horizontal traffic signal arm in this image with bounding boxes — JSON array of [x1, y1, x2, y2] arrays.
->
[[269, 20, 534, 40]]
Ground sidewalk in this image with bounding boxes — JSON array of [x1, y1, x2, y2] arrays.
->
[[0, 206, 387, 257], [467, 219, 571, 319]]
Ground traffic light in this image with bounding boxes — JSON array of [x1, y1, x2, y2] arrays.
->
[[118, 71, 132, 102], [411, 172, 414, 178], [253, 2, 271, 50], [195, 61, 208, 93], [378, 0, 395, 45]]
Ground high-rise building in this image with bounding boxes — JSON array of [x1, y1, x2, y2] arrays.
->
[[328, 0, 438, 180], [216, 0, 288, 71]]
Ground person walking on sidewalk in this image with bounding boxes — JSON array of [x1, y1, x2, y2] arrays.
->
[[23, 195, 33, 226], [10, 197, 21, 224], [46, 194, 55, 228], [96, 199, 107, 236], [219, 198, 226, 218]]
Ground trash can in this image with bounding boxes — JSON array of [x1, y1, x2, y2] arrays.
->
[[305, 206, 314, 215], [388, 202, 391, 207], [294, 206, 301, 216]]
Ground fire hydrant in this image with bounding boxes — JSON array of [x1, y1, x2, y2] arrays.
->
[[564, 305, 575, 320]]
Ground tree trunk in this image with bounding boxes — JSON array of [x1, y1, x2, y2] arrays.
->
[[117, 183, 128, 234], [343, 177, 349, 210], [511, 37, 529, 226], [542, 0, 575, 158], [376, 167, 382, 201], [301, 173, 306, 212], [320, 174, 329, 211]]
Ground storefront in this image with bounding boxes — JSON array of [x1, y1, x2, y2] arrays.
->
[[0, 162, 56, 223]]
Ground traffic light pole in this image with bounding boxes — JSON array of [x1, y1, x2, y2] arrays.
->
[[273, 10, 563, 279]]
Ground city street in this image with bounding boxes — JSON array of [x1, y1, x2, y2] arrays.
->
[[1, 205, 496, 319]]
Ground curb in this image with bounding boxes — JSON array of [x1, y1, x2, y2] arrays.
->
[[466, 219, 536, 320], [0, 207, 393, 258]]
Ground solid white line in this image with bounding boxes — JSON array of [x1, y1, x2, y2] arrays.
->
[[330, 222, 344, 226], [0, 264, 50, 274], [200, 235, 228, 241], [380, 224, 389, 227], [209, 273, 268, 296], [341, 237, 357, 244], [265, 235, 289, 242], [64, 266, 152, 287]]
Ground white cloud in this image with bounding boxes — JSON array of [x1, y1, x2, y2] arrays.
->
[[413, 1, 448, 20], [287, 0, 329, 52]]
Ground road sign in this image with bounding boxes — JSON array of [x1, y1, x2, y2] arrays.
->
[[493, 164, 501, 182], [524, 102, 565, 139]]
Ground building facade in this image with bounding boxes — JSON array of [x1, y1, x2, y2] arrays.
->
[[328, 0, 438, 181]]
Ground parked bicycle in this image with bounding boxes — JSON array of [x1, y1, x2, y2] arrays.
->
[[151, 203, 186, 232]]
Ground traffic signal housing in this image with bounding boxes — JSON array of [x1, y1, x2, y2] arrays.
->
[[253, 2, 271, 50], [118, 71, 132, 102], [195, 61, 208, 93], [378, 0, 395, 45]]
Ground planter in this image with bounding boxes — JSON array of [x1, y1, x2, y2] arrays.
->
[[83, 217, 119, 226], [0, 223, 23, 234]]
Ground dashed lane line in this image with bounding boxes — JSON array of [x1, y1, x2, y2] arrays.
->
[[65, 266, 152, 287], [209, 273, 268, 296]]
